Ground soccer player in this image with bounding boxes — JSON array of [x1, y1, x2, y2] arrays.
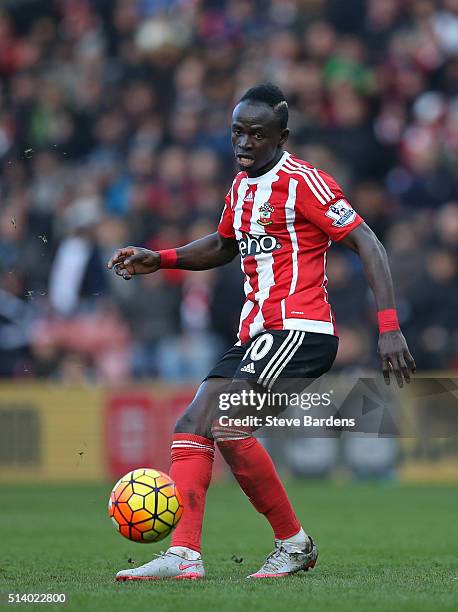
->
[[109, 84, 415, 580]]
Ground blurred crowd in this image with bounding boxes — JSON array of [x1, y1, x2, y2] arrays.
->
[[0, 0, 457, 383]]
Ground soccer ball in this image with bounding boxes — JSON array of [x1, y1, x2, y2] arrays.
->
[[108, 468, 183, 543]]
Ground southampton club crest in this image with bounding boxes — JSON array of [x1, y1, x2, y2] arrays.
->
[[257, 202, 275, 226]]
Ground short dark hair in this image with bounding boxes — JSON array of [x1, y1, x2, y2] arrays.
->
[[238, 83, 289, 130]]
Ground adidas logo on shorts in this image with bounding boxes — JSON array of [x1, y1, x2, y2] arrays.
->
[[240, 362, 255, 374]]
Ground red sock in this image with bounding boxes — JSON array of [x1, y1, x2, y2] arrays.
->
[[217, 436, 301, 540], [169, 434, 214, 552]]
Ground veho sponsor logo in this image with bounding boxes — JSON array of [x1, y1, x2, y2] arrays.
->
[[239, 233, 282, 258]]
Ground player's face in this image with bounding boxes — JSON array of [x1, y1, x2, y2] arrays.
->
[[231, 101, 289, 177]]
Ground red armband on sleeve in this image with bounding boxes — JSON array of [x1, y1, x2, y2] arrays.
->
[[159, 249, 178, 269], [378, 309, 400, 333]]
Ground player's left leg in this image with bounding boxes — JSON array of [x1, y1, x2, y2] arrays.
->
[[212, 330, 338, 578], [216, 431, 317, 578]]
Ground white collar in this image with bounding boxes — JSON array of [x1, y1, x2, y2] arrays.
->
[[245, 151, 290, 184]]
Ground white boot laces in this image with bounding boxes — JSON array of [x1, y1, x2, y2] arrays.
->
[[136, 551, 167, 569], [260, 546, 292, 572]]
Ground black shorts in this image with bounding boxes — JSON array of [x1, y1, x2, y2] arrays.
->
[[175, 331, 339, 437], [205, 330, 338, 388]]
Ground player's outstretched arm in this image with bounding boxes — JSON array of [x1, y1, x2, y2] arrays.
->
[[340, 222, 416, 387], [107, 232, 238, 280]]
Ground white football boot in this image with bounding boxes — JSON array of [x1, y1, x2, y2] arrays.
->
[[247, 530, 318, 579], [115, 547, 205, 581]]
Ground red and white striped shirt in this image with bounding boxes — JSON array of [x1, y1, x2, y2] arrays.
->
[[218, 151, 364, 344]]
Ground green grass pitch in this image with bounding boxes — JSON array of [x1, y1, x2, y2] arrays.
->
[[0, 481, 457, 611]]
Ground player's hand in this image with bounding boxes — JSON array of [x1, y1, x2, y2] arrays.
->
[[378, 330, 416, 387], [107, 246, 160, 280]]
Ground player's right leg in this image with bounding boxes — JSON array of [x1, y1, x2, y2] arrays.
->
[[115, 380, 224, 581]]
